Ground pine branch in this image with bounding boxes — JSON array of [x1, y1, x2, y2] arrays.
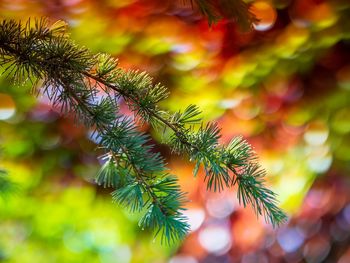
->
[[190, 0, 258, 30], [0, 18, 287, 244]]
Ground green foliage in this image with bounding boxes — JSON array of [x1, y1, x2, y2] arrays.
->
[[225, 136, 257, 166], [172, 104, 202, 125], [112, 181, 144, 213], [152, 174, 181, 194], [95, 159, 121, 188], [0, 18, 286, 244], [235, 164, 288, 227]]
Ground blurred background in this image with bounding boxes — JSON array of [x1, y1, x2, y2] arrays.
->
[[1, 0, 350, 262]]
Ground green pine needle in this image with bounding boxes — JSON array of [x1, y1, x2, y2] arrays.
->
[[190, 0, 257, 30], [0, 18, 287, 245], [111, 182, 144, 213], [95, 159, 121, 188]]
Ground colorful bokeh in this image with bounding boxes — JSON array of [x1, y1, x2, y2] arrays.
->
[[1, 0, 350, 262]]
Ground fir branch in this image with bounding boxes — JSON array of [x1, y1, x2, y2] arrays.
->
[[95, 158, 121, 188], [190, 0, 258, 30], [234, 164, 287, 226], [0, 18, 287, 244]]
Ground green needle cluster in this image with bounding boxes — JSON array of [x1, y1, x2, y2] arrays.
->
[[0, 18, 286, 244]]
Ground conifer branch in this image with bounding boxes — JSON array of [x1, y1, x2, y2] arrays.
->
[[190, 0, 258, 30], [0, 18, 286, 244]]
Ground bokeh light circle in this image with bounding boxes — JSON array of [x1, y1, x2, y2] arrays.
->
[[183, 208, 205, 232], [304, 121, 329, 146], [198, 225, 232, 254], [0, 93, 16, 120], [250, 1, 277, 31]]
